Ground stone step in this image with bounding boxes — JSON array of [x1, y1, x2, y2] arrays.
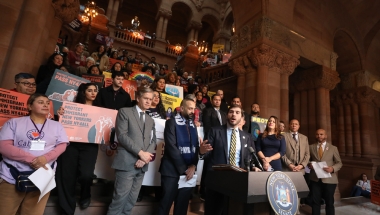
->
[[44, 180, 204, 215]]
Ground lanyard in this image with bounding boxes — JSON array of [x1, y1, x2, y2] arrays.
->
[[30, 117, 47, 141]]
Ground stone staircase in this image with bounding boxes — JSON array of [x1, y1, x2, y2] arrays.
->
[[43, 180, 204, 215]]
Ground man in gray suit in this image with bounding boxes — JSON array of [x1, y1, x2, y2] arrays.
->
[[107, 87, 157, 215]]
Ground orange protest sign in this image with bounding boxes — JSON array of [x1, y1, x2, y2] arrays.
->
[[108, 58, 125, 70], [132, 64, 143, 72], [371, 180, 380, 205], [0, 88, 54, 128], [59, 101, 117, 144], [122, 80, 138, 100]]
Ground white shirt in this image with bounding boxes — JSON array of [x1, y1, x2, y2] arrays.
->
[[226, 125, 241, 166], [356, 180, 371, 192], [291, 132, 298, 142]]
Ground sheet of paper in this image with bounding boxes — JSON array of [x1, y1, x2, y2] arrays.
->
[[312, 161, 331, 178], [178, 175, 197, 189], [28, 164, 56, 202]]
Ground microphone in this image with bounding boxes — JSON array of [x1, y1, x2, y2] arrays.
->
[[244, 159, 251, 172], [248, 147, 263, 171]]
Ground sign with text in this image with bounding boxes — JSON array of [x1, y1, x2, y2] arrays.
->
[[103, 71, 113, 87], [46, 70, 90, 114], [161, 93, 182, 119], [165, 84, 183, 99], [371, 180, 380, 206], [0, 88, 54, 128], [59, 102, 117, 144], [132, 64, 143, 72], [212, 44, 225, 53], [81, 74, 104, 89], [251, 117, 268, 141]]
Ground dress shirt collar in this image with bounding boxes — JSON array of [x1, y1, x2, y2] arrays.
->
[[318, 141, 327, 150], [135, 105, 144, 114]]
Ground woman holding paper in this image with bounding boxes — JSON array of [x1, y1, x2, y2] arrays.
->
[[255, 116, 286, 171], [56, 83, 101, 215], [0, 93, 69, 215]]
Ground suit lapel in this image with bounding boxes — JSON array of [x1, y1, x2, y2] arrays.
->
[[286, 132, 296, 151], [132, 107, 144, 133], [239, 130, 246, 167], [221, 126, 228, 161]]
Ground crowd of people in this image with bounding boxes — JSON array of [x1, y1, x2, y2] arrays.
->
[[0, 44, 375, 215]]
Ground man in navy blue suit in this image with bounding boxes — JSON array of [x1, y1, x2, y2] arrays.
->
[[199, 104, 260, 215]]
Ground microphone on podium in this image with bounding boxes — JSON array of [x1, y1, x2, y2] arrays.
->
[[248, 147, 263, 171]]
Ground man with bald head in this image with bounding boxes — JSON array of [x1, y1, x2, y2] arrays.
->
[[308, 129, 342, 215]]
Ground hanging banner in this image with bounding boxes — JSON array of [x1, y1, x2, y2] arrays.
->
[[165, 84, 183, 99], [251, 116, 268, 141], [59, 101, 117, 144], [161, 94, 182, 119], [46, 69, 90, 114], [81, 74, 104, 89], [0, 88, 54, 128]]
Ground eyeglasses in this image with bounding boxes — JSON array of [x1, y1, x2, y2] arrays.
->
[[16, 82, 37, 87]]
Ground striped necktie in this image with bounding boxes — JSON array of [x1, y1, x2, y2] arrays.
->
[[229, 129, 237, 166]]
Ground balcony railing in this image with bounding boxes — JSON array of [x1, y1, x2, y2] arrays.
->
[[111, 27, 182, 56], [201, 63, 235, 84]]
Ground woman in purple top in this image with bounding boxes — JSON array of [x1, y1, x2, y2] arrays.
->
[[56, 83, 101, 215], [0, 93, 69, 215], [255, 116, 286, 171]]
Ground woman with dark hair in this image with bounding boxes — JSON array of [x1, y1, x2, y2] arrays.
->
[[91, 45, 109, 71], [151, 77, 166, 93], [36, 52, 64, 94], [146, 91, 166, 119], [187, 84, 199, 95], [255, 116, 286, 171], [201, 85, 211, 106], [0, 93, 68, 215], [165, 72, 177, 85], [87, 65, 103, 75], [351, 173, 371, 198], [56, 83, 101, 215], [110, 62, 123, 74], [110, 51, 119, 59]]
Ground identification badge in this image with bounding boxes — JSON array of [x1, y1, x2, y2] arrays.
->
[[30, 140, 46, 151]]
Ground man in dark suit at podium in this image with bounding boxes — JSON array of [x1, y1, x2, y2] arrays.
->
[[199, 104, 260, 215]]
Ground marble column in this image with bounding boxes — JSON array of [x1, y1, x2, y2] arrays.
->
[[343, 101, 353, 156], [162, 18, 169, 40], [280, 56, 299, 124], [300, 91, 308, 135], [106, 0, 114, 18], [110, 0, 120, 25], [155, 16, 164, 38], [335, 99, 346, 156], [351, 102, 361, 157], [187, 28, 195, 44], [229, 57, 247, 105]]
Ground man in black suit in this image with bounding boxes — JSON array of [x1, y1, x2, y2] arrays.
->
[[158, 98, 199, 215], [96, 71, 132, 110], [216, 90, 228, 113], [200, 104, 260, 215], [202, 94, 227, 137]]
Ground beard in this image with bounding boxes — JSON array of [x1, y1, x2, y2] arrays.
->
[[182, 112, 194, 120], [251, 111, 259, 115]]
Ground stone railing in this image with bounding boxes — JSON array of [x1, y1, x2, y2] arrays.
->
[[200, 63, 235, 84], [110, 26, 181, 57]]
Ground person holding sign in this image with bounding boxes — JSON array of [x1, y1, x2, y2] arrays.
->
[[107, 87, 157, 215], [0, 93, 68, 215], [307, 129, 342, 215], [56, 83, 101, 214], [255, 116, 286, 171], [158, 98, 199, 215]]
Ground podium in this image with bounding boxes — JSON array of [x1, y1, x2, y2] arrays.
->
[[206, 171, 309, 215]]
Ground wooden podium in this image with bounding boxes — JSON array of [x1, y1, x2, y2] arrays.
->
[[206, 171, 309, 215]]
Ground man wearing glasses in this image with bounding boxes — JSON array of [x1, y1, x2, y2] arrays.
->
[[11, 73, 37, 95]]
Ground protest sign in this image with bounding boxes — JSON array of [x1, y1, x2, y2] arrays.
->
[[130, 71, 154, 83], [212, 44, 225, 53], [103, 71, 113, 87], [59, 101, 117, 144], [108, 58, 125, 71], [46, 70, 90, 113], [0, 88, 54, 128], [132, 64, 143, 72], [251, 117, 268, 141], [122, 80, 138, 100], [161, 93, 182, 118], [81, 74, 104, 89], [165, 84, 184, 99], [371, 180, 380, 206], [207, 91, 216, 98]]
